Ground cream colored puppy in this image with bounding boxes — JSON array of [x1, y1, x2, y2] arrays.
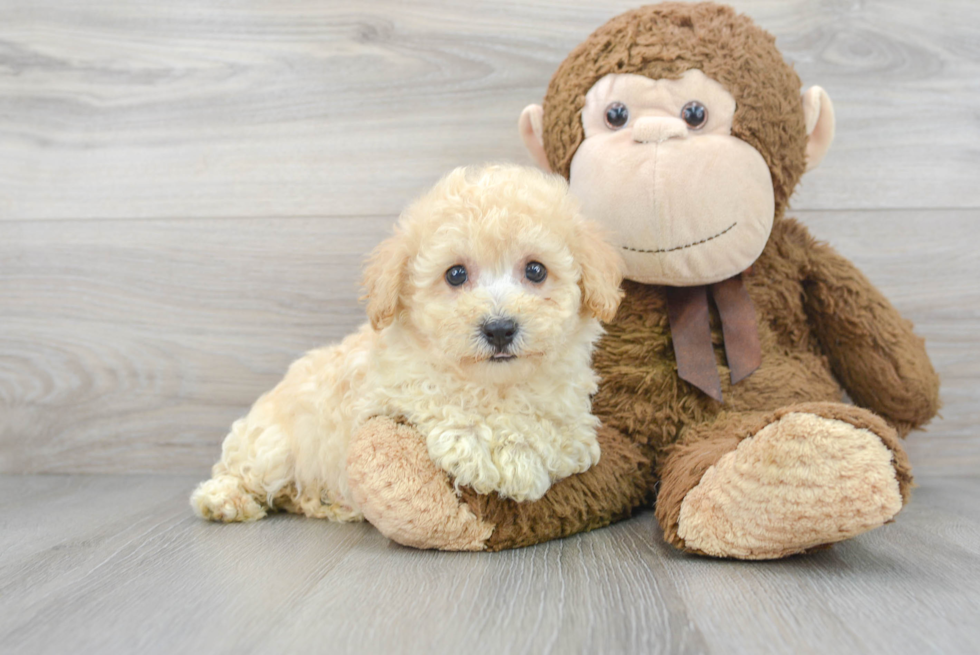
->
[[191, 164, 623, 523]]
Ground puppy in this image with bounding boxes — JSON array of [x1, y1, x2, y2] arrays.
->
[[191, 164, 623, 523]]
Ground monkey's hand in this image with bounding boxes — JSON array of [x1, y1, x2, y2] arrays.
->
[[346, 417, 650, 551], [803, 239, 940, 434], [346, 417, 494, 550]]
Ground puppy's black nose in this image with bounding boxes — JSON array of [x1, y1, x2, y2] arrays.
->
[[482, 319, 518, 350]]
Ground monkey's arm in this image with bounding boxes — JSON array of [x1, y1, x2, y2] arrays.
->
[[460, 425, 652, 550], [347, 417, 651, 551], [802, 240, 940, 434]]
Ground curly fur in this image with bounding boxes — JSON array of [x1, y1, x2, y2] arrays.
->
[[191, 164, 624, 521]]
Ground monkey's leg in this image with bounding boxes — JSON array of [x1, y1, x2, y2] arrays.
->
[[346, 417, 651, 551], [656, 402, 913, 560]]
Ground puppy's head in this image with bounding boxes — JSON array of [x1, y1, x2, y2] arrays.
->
[[363, 164, 623, 379]]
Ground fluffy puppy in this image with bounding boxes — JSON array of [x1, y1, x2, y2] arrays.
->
[[191, 164, 623, 523]]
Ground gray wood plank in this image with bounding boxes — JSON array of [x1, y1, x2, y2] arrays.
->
[[1, 209, 976, 476], [1, 0, 977, 221], [0, 474, 977, 655]]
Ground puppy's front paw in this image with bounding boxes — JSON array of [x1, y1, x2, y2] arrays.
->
[[493, 443, 551, 502], [553, 431, 602, 478], [427, 426, 501, 496]]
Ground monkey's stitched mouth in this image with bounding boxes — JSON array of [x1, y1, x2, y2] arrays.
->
[[620, 222, 737, 255]]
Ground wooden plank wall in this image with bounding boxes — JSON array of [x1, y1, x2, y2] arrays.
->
[[2, 0, 978, 475]]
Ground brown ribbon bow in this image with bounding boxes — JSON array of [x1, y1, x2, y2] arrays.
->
[[666, 274, 761, 402]]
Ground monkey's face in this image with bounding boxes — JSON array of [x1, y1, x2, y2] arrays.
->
[[567, 70, 775, 286]]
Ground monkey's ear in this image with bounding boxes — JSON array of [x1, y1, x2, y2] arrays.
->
[[802, 86, 835, 171], [572, 218, 624, 323], [519, 104, 553, 173], [362, 230, 410, 330]]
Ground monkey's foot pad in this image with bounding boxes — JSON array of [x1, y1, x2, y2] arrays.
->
[[676, 412, 904, 559]]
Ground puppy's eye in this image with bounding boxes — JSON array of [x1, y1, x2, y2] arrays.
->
[[604, 102, 629, 130], [525, 261, 547, 284], [681, 101, 708, 129], [445, 264, 468, 287]]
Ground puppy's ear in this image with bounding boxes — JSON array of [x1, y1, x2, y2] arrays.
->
[[362, 230, 411, 330], [572, 218, 624, 323]]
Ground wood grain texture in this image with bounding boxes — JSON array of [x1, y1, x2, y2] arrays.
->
[[0, 216, 392, 473], [2, 209, 975, 475], [0, 474, 977, 655], [1, 0, 978, 221]]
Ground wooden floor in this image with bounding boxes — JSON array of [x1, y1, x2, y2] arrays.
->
[[2, 0, 979, 653], [0, 474, 978, 654]]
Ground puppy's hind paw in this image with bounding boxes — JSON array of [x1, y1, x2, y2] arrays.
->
[[191, 476, 267, 522]]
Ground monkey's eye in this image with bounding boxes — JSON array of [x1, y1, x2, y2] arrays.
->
[[525, 261, 547, 284], [681, 101, 708, 129], [445, 265, 468, 287], [604, 102, 630, 130]]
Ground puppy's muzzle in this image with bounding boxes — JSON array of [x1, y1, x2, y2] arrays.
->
[[481, 318, 519, 355]]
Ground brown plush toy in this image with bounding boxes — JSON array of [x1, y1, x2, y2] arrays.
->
[[345, 2, 941, 558]]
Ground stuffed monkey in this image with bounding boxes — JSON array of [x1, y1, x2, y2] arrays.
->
[[346, 2, 940, 558]]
